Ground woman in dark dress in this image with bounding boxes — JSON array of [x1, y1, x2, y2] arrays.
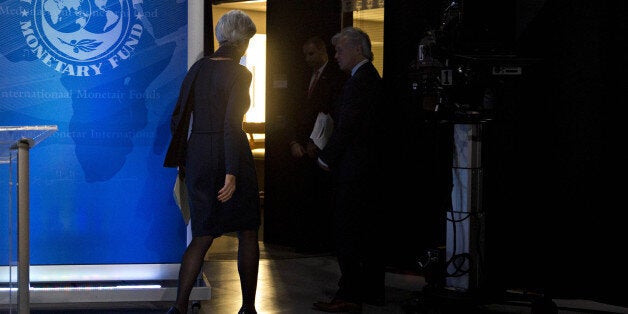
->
[[164, 10, 260, 314]]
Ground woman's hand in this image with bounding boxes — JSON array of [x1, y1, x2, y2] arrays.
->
[[218, 174, 236, 202]]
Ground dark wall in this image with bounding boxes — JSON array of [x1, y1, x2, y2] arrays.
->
[[486, 0, 626, 304], [381, 0, 626, 305], [264, 0, 342, 246], [380, 0, 521, 272], [262, 2, 626, 305], [263, 0, 455, 269], [381, 1, 452, 272]]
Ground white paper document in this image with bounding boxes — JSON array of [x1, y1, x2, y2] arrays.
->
[[309, 112, 334, 149]]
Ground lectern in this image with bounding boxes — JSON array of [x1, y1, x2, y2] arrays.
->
[[1, 125, 58, 313]]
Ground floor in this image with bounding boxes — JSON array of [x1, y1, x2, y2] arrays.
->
[[4, 235, 628, 314]]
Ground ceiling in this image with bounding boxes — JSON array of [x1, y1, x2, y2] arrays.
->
[[213, 1, 384, 22], [353, 7, 384, 22], [214, 0, 267, 12]]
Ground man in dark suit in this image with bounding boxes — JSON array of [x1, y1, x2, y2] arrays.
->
[[287, 36, 347, 253], [314, 27, 385, 312]]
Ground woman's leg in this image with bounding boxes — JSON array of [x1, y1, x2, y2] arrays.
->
[[173, 235, 214, 313], [237, 229, 259, 312]]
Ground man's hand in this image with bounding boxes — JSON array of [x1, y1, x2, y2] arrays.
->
[[306, 141, 318, 158], [317, 158, 330, 171], [290, 142, 306, 158]]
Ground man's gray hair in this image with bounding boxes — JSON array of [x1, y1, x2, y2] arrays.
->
[[215, 10, 257, 46], [331, 27, 374, 62]]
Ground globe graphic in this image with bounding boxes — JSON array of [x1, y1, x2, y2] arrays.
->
[[43, 0, 92, 33], [43, 0, 121, 34], [84, 0, 122, 34]]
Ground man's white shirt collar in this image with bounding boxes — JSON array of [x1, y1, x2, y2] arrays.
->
[[315, 61, 328, 76], [351, 59, 368, 76]]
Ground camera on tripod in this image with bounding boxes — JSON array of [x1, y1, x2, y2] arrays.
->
[[407, 0, 530, 122]]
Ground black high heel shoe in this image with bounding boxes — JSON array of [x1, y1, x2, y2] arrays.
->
[[237, 308, 257, 314], [166, 306, 181, 314]]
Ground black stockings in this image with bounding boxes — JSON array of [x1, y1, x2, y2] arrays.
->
[[173, 235, 213, 314], [173, 230, 259, 313], [237, 229, 259, 312]]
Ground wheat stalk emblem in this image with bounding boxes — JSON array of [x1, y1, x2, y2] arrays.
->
[[59, 38, 102, 53]]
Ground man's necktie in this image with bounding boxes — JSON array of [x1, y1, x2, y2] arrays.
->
[[307, 69, 320, 98]]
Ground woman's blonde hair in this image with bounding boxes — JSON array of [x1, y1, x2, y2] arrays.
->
[[215, 10, 257, 46]]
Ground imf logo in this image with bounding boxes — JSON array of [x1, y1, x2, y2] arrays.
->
[[19, 0, 145, 76]]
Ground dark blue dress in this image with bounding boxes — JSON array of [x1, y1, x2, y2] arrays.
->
[[166, 52, 260, 237]]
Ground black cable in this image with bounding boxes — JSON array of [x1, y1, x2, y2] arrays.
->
[[445, 210, 470, 223], [444, 209, 471, 278], [444, 208, 485, 280]]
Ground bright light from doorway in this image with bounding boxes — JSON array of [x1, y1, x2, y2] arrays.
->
[[240, 34, 266, 123]]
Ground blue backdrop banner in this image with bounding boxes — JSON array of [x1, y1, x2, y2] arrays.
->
[[0, 0, 188, 265]]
